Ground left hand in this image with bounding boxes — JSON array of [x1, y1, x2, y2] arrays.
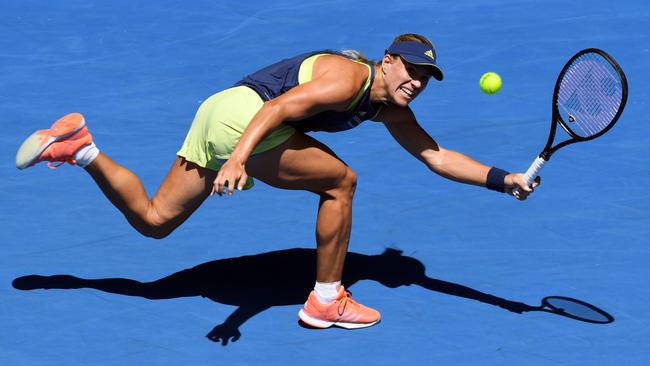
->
[[504, 173, 541, 201], [212, 158, 248, 196], [206, 323, 241, 346]]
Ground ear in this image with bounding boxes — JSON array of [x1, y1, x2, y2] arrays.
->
[[381, 54, 394, 75]]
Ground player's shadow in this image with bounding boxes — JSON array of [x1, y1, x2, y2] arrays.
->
[[11, 248, 579, 345]]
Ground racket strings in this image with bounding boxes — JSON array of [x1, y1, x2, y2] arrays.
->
[[544, 297, 613, 323], [561, 60, 615, 135], [557, 53, 624, 138]]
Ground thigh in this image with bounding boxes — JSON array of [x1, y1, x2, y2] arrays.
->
[[150, 156, 218, 223], [246, 132, 352, 193]]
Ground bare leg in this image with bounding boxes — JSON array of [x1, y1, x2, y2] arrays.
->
[[85, 153, 216, 238], [247, 133, 356, 282]]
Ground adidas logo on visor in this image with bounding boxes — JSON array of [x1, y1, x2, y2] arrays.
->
[[424, 50, 434, 60]]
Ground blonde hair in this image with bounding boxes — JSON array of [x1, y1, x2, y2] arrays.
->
[[340, 49, 378, 66], [391, 33, 433, 47], [341, 33, 432, 66]]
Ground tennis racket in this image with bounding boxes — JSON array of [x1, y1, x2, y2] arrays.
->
[[514, 48, 628, 195], [527, 296, 614, 324]]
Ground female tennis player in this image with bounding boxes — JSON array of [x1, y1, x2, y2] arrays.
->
[[16, 33, 539, 329]]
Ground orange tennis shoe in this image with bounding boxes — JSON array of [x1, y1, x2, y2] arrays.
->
[[16, 112, 92, 169], [298, 286, 381, 329]]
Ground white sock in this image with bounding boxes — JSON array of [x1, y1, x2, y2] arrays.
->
[[314, 281, 341, 304], [74, 142, 100, 168]]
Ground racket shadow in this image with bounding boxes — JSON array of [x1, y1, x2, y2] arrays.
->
[[11, 247, 613, 345]]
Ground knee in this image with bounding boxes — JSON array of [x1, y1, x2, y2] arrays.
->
[[143, 227, 172, 240], [135, 212, 176, 239], [138, 224, 173, 240], [333, 166, 357, 200]]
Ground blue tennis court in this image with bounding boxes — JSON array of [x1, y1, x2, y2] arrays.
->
[[2, 0, 648, 365]]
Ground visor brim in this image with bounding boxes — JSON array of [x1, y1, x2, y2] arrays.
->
[[400, 55, 444, 81]]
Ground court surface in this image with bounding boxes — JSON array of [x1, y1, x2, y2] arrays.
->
[[1, 1, 648, 365]]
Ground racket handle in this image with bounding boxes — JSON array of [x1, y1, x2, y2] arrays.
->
[[513, 156, 546, 196], [523, 156, 547, 185]]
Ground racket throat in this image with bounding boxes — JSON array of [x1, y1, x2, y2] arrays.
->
[[539, 150, 552, 161]]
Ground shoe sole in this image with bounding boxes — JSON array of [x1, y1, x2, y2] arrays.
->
[[15, 114, 86, 170], [298, 309, 380, 329]]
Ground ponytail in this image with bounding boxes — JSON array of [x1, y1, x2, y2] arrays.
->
[[340, 49, 378, 66]]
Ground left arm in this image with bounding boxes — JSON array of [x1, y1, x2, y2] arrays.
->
[[373, 105, 538, 198]]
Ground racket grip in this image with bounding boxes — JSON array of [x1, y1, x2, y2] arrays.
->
[[512, 156, 546, 196], [523, 156, 547, 185]]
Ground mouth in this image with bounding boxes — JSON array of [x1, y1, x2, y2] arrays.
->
[[399, 86, 414, 99]]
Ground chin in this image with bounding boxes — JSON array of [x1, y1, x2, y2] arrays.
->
[[388, 94, 412, 107], [395, 98, 411, 107]]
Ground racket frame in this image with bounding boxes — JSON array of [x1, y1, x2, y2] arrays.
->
[[540, 47, 629, 161], [516, 48, 628, 189], [539, 295, 614, 324]]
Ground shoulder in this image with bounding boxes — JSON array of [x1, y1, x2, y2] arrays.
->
[[265, 54, 374, 114], [311, 54, 370, 89]]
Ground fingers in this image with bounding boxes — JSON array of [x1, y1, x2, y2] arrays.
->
[[213, 174, 233, 196], [227, 177, 236, 196], [513, 188, 528, 201], [519, 181, 532, 194], [514, 176, 542, 201], [514, 180, 532, 200], [237, 171, 249, 192], [507, 174, 542, 201], [211, 161, 247, 197], [531, 176, 541, 189], [212, 172, 225, 196]]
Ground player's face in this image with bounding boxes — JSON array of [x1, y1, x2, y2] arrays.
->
[[383, 55, 431, 107]]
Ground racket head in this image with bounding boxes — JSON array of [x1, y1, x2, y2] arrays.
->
[[542, 296, 614, 324], [552, 48, 628, 142]]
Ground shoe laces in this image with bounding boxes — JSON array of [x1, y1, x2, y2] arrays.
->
[[47, 159, 76, 169], [337, 291, 359, 316]]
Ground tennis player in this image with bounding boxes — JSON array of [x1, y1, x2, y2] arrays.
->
[[16, 33, 539, 329]]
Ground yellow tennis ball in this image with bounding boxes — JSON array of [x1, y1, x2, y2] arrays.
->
[[480, 72, 502, 94]]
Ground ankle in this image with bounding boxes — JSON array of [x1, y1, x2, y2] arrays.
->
[[314, 281, 341, 303], [74, 142, 100, 167]]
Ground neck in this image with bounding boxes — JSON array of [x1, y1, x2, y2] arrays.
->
[[370, 64, 389, 103]]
